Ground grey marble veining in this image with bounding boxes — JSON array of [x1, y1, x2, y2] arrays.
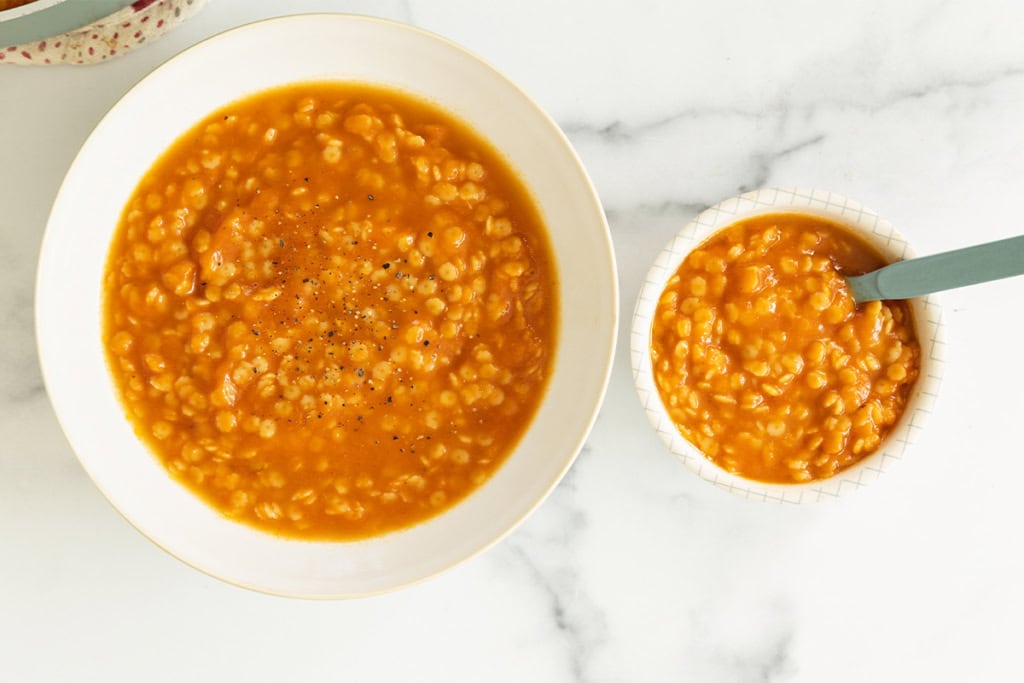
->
[[4, 1, 1024, 681]]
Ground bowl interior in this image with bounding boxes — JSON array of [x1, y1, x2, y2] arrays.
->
[[36, 15, 618, 597], [630, 188, 944, 502]]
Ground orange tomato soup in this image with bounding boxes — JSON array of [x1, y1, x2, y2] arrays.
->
[[651, 214, 919, 483], [103, 83, 557, 539], [0, 0, 37, 10]]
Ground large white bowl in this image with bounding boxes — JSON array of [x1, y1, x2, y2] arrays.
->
[[35, 15, 618, 598], [631, 188, 944, 502]]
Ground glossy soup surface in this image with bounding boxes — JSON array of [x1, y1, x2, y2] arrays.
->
[[651, 213, 919, 483], [0, 0, 38, 10], [103, 83, 558, 539]]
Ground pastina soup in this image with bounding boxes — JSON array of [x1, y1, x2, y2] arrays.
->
[[650, 213, 919, 484], [102, 82, 558, 540]]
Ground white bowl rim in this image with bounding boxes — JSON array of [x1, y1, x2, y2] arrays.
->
[[35, 13, 619, 597], [630, 187, 945, 503]]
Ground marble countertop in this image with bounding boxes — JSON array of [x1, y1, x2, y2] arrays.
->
[[3, 1, 1023, 680]]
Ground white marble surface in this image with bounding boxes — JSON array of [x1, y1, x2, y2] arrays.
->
[[2, 0, 1024, 680]]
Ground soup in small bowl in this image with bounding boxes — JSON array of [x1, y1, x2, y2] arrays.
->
[[631, 188, 944, 502]]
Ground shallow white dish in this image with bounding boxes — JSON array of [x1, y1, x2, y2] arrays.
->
[[631, 188, 944, 502], [36, 14, 618, 597]]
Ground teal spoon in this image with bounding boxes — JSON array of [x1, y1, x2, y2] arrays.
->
[[846, 234, 1024, 303], [0, 0, 130, 48]]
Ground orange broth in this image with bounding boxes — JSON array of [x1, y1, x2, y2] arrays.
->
[[103, 83, 558, 539], [651, 214, 919, 483]]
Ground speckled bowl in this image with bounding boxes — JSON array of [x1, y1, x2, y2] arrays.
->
[[36, 15, 617, 597], [630, 188, 944, 502]]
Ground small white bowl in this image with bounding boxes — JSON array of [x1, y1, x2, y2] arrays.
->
[[36, 15, 618, 597], [631, 188, 944, 502]]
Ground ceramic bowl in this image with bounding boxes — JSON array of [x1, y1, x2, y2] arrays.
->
[[630, 187, 944, 502], [0, 0, 123, 41], [36, 14, 618, 597]]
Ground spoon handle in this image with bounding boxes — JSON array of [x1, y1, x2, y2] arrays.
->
[[846, 234, 1024, 303], [0, 0, 130, 48]]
